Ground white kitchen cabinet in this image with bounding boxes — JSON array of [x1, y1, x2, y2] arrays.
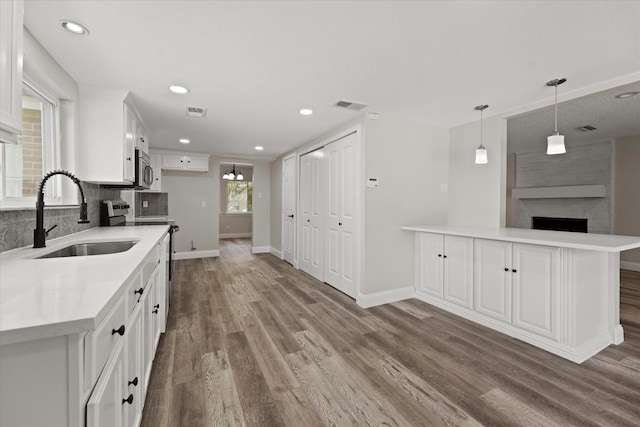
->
[[77, 85, 148, 184], [149, 153, 162, 192], [474, 239, 560, 340], [0, 0, 23, 144], [416, 233, 473, 309], [511, 243, 560, 340], [86, 340, 126, 427], [124, 302, 144, 427], [162, 153, 209, 172]]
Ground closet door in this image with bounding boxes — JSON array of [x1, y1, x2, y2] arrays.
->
[[323, 132, 357, 298], [299, 150, 323, 280]]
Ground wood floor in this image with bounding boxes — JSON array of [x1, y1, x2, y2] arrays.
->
[[141, 238, 640, 426]]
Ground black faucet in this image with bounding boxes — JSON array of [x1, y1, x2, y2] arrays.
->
[[34, 170, 90, 248]]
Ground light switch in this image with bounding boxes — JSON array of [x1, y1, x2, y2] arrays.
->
[[142, 200, 149, 207], [440, 184, 448, 193], [258, 192, 263, 199], [367, 178, 379, 188], [201, 201, 206, 207]]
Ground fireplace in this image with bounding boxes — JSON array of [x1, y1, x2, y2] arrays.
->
[[532, 216, 588, 233]]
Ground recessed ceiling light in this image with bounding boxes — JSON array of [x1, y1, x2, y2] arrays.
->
[[179, 138, 190, 144], [169, 85, 189, 94], [615, 91, 639, 99], [61, 20, 89, 35], [254, 146, 264, 151], [299, 108, 313, 115]]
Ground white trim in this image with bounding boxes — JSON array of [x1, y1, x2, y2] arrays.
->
[[282, 153, 297, 266], [219, 233, 252, 239], [621, 261, 640, 272], [251, 246, 271, 254], [270, 247, 283, 258], [356, 286, 415, 309], [174, 249, 219, 260]]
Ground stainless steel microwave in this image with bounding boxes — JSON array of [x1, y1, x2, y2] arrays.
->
[[134, 149, 153, 189]]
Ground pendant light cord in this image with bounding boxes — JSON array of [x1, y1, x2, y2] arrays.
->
[[554, 82, 558, 134], [480, 108, 484, 148]]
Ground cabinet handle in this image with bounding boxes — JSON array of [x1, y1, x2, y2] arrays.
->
[[126, 157, 132, 161], [128, 377, 139, 387], [437, 254, 442, 257], [443, 255, 447, 259], [158, 258, 161, 264], [122, 394, 134, 405], [504, 268, 509, 272], [112, 325, 125, 336], [512, 269, 517, 273], [134, 288, 144, 296], [152, 308, 159, 314], [338, 222, 343, 226], [154, 304, 160, 309]]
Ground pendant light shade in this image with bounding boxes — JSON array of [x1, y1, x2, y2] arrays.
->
[[223, 164, 245, 180], [546, 78, 567, 155], [236, 171, 244, 181], [474, 105, 489, 164]]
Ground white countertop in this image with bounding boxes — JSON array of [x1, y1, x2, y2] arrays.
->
[[401, 225, 640, 252], [0, 226, 169, 345]]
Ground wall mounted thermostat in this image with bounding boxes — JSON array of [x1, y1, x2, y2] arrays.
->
[[367, 178, 379, 188]]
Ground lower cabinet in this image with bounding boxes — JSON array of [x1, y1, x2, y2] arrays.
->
[[86, 340, 126, 427], [474, 239, 560, 340], [417, 233, 473, 309]]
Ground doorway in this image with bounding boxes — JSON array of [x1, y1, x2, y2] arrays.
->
[[219, 162, 253, 254]]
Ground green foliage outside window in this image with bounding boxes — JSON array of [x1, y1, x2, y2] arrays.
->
[[226, 181, 253, 213]]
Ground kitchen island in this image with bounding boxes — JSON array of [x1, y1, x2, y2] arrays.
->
[[402, 225, 640, 363], [0, 225, 170, 426]]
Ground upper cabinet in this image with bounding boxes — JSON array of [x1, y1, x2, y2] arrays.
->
[[162, 153, 209, 172], [0, 0, 24, 144], [78, 85, 148, 184]]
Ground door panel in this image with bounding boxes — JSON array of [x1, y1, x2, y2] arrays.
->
[[443, 236, 473, 309], [474, 239, 512, 323], [418, 233, 444, 298], [282, 155, 296, 265], [512, 244, 558, 339], [300, 151, 323, 280]]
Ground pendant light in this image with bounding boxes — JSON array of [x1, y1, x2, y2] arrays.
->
[[223, 164, 245, 180], [236, 169, 243, 181], [546, 78, 567, 155], [474, 104, 489, 164]]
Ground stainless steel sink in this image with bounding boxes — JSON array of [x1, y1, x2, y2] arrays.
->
[[37, 240, 138, 259]]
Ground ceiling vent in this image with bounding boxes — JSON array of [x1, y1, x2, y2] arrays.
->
[[335, 100, 368, 111], [186, 106, 207, 118], [576, 125, 597, 132]]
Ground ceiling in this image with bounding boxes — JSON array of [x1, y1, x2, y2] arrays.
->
[[24, 1, 640, 160], [507, 81, 640, 154]]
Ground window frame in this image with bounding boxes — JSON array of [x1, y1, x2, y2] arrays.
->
[[0, 76, 61, 208]]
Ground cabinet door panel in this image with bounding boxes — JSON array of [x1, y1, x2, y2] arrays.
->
[[512, 244, 559, 339], [474, 239, 512, 323], [417, 233, 444, 298], [0, 0, 23, 142], [186, 155, 209, 171], [87, 341, 125, 427], [123, 105, 136, 183], [125, 305, 143, 427], [443, 236, 474, 309], [162, 154, 186, 169]]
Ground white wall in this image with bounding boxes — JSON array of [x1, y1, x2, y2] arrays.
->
[[364, 116, 449, 294], [614, 136, 640, 269], [251, 161, 271, 250], [448, 116, 506, 227], [163, 157, 219, 253]]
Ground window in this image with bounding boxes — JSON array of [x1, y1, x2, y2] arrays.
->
[[226, 181, 253, 213], [0, 80, 60, 206]]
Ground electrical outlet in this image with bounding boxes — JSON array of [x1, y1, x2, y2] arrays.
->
[[142, 200, 148, 208], [201, 201, 206, 208]]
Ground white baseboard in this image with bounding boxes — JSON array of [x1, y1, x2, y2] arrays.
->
[[356, 286, 415, 309], [219, 233, 252, 239], [251, 246, 271, 254], [270, 247, 283, 258], [174, 249, 219, 260], [621, 261, 640, 272]]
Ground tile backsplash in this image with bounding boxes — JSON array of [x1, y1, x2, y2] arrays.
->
[[0, 183, 120, 252], [135, 192, 168, 217]]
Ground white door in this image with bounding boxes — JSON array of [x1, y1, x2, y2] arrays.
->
[[282, 154, 296, 265], [417, 233, 444, 298], [299, 150, 323, 280], [512, 244, 559, 340], [443, 235, 474, 309], [474, 239, 512, 323], [323, 132, 358, 298]]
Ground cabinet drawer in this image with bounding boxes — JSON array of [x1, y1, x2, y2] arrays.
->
[[85, 295, 127, 390]]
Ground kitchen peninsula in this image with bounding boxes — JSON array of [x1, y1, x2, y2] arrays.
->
[[402, 225, 640, 363]]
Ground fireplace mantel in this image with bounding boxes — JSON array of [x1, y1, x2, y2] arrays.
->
[[512, 184, 606, 199]]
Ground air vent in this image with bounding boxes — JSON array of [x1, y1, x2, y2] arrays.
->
[[576, 125, 597, 132], [186, 106, 207, 118], [335, 100, 368, 111]]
